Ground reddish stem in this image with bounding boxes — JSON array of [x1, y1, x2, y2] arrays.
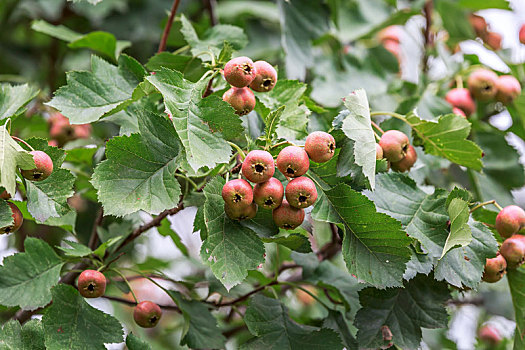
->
[[158, 0, 182, 53]]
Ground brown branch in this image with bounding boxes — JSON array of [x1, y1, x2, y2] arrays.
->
[[317, 224, 342, 261], [423, 0, 434, 72], [158, 0, 182, 53], [103, 295, 181, 312], [446, 297, 483, 306], [323, 288, 343, 305], [13, 202, 183, 324], [204, 0, 218, 26], [113, 201, 184, 255], [88, 207, 104, 250], [223, 324, 247, 338], [208, 281, 279, 307], [202, 78, 215, 98]]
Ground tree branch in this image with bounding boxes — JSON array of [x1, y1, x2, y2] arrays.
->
[[422, 0, 434, 72], [204, 0, 218, 26], [158, 0, 182, 53], [88, 207, 104, 250], [102, 295, 181, 312], [209, 281, 279, 307], [113, 201, 184, 254]]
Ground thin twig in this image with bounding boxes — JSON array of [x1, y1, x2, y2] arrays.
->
[[422, 0, 434, 72], [100, 252, 125, 272], [11, 136, 34, 151], [209, 281, 279, 307], [204, 0, 218, 26], [158, 0, 182, 53], [88, 207, 104, 250], [103, 295, 181, 312], [371, 121, 384, 135], [113, 201, 184, 255]]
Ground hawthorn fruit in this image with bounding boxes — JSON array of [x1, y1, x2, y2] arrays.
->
[[134, 301, 162, 328], [77, 270, 107, 298]]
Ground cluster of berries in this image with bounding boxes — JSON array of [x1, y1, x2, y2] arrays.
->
[[48, 112, 91, 147], [222, 132, 335, 229], [377, 130, 417, 173], [483, 205, 525, 283], [77, 270, 162, 328], [469, 14, 502, 50], [446, 68, 521, 117], [221, 57, 277, 115], [0, 148, 54, 234]]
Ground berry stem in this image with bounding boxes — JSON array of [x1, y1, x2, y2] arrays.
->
[[455, 75, 464, 89], [174, 173, 199, 190], [102, 295, 181, 312], [227, 141, 245, 161], [112, 269, 139, 303], [157, 0, 182, 53], [370, 111, 407, 123], [172, 45, 190, 55], [371, 121, 385, 135], [11, 136, 35, 151], [271, 140, 296, 148], [469, 200, 504, 213], [280, 281, 331, 310]]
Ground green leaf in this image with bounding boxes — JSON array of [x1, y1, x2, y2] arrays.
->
[[126, 333, 152, 350], [407, 113, 483, 170], [16, 201, 76, 233], [0, 200, 13, 230], [355, 274, 450, 349], [0, 320, 45, 350], [26, 169, 75, 223], [0, 238, 64, 310], [69, 32, 130, 61], [180, 14, 247, 61], [507, 268, 525, 350], [32, 20, 81, 41], [201, 177, 265, 290], [32, 20, 130, 60], [43, 285, 123, 350], [440, 198, 471, 258], [316, 183, 411, 288], [167, 291, 226, 349], [91, 108, 182, 217], [56, 240, 93, 257], [475, 131, 525, 190], [261, 233, 311, 253], [0, 83, 39, 120], [47, 55, 146, 124], [372, 173, 450, 259], [278, 0, 330, 80], [0, 126, 35, 196], [340, 89, 377, 189], [435, 0, 475, 45], [458, 0, 510, 10], [157, 218, 189, 256], [256, 80, 308, 110], [323, 310, 358, 350], [262, 106, 285, 143], [242, 294, 344, 350], [147, 68, 243, 171], [255, 80, 310, 141], [303, 259, 364, 315], [330, 0, 417, 42], [435, 221, 498, 288], [145, 53, 206, 82]]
